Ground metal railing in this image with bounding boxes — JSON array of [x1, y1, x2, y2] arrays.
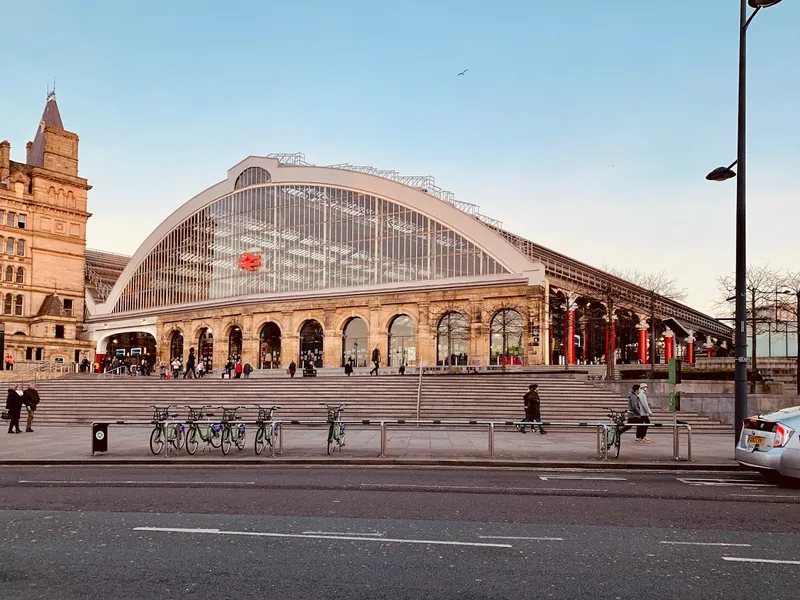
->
[[1, 361, 72, 384]]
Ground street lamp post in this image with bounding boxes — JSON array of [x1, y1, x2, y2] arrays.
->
[[705, 0, 783, 445]]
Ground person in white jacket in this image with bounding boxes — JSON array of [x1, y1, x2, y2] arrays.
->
[[636, 383, 653, 443]]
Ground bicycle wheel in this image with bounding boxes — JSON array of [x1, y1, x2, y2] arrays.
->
[[149, 427, 164, 455], [210, 426, 222, 448], [235, 426, 246, 451], [269, 424, 277, 450], [169, 424, 184, 451], [186, 427, 199, 455], [613, 429, 621, 459], [327, 424, 334, 455], [254, 426, 265, 455], [220, 426, 232, 455]]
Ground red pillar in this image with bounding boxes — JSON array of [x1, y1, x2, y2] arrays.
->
[[611, 320, 617, 363], [707, 346, 713, 358], [664, 332, 674, 363], [686, 339, 695, 364], [637, 326, 648, 364], [583, 321, 591, 363], [566, 310, 576, 365], [604, 322, 610, 364]]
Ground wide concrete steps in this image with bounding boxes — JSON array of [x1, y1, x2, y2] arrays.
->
[[31, 374, 731, 431]]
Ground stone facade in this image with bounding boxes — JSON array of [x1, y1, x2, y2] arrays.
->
[[0, 93, 94, 364], [154, 281, 547, 369]]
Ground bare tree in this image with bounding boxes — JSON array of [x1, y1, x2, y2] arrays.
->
[[431, 301, 470, 367], [484, 300, 526, 371], [780, 270, 800, 395], [588, 279, 631, 381], [604, 268, 687, 374], [717, 265, 780, 393]]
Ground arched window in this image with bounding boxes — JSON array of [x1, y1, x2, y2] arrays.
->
[[341, 317, 368, 367], [16, 239, 25, 256], [198, 328, 214, 370], [258, 322, 281, 369], [169, 330, 184, 362], [5, 237, 14, 255], [490, 308, 525, 366], [14, 295, 23, 316], [228, 326, 243, 360], [299, 320, 324, 368], [15, 267, 23, 284], [388, 315, 416, 367], [3, 293, 12, 314], [436, 312, 469, 366], [234, 166, 272, 189], [4, 266, 13, 282]]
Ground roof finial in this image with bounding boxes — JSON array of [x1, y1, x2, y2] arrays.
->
[[47, 78, 56, 101]]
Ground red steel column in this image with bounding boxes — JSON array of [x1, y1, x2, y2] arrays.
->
[[583, 319, 591, 364], [566, 310, 576, 365], [637, 324, 648, 364], [686, 338, 695, 364], [664, 330, 674, 363]]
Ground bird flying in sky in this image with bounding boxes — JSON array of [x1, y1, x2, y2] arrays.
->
[[457, 69, 468, 76]]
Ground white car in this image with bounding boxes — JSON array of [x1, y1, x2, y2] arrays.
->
[[735, 406, 800, 481]]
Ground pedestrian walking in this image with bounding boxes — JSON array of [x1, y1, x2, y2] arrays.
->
[[184, 348, 197, 379], [159, 360, 167, 379], [4, 353, 14, 371], [5, 384, 24, 434], [23, 383, 40, 432], [234, 360, 243, 379], [636, 382, 653, 443], [243, 362, 253, 379], [197, 360, 206, 378], [288, 361, 296, 378], [369, 346, 381, 376], [518, 383, 546, 434], [171, 357, 181, 379]]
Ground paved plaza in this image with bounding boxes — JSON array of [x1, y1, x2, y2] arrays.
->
[[0, 424, 735, 467]]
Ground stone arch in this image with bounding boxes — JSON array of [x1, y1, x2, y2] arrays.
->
[[294, 314, 325, 336], [436, 311, 470, 366], [381, 309, 418, 332], [489, 308, 525, 366], [66, 191, 75, 208], [298, 319, 324, 368], [47, 186, 56, 203], [388, 314, 417, 367], [253, 316, 286, 336], [191, 323, 214, 342], [57, 189, 65, 205], [334, 312, 371, 333], [341, 316, 369, 367], [258, 321, 282, 369]]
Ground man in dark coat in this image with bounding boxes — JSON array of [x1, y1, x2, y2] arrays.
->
[[23, 383, 40, 432], [518, 383, 546, 434], [6, 384, 24, 434], [369, 346, 381, 376]]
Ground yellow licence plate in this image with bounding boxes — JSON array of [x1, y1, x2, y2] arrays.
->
[[748, 435, 766, 445]]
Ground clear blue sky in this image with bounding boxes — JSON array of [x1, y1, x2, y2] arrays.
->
[[1, 0, 798, 314]]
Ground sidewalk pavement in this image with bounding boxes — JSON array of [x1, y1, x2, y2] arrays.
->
[[0, 425, 740, 469]]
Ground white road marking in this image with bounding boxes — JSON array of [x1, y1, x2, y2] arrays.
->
[[676, 478, 774, 488], [729, 494, 800, 499], [359, 483, 604, 492], [18, 480, 256, 485], [539, 476, 626, 481], [133, 527, 512, 548], [722, 557, 800, 565], [660, 541, 751, 547], [478, 536, 564, 541], [302, 531, 385, 536]]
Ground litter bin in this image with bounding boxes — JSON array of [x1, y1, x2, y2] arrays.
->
[[92, 423, 109, 453]]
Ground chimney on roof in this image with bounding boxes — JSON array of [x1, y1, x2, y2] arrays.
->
[[0, 140, 9, 182], [26, 141, 33, 163]]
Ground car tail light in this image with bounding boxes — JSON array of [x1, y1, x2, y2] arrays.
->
[[774, 424, 795, 448]]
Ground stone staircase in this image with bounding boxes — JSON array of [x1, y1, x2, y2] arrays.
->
[[31, 372, 730, 431]]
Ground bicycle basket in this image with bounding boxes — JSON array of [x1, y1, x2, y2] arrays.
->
[[327, 408, 337, 421], [152, 407, 170, 421], [221, 408, 238, 423], [187, 408, 204, 422], [257, 407, 271, 423]]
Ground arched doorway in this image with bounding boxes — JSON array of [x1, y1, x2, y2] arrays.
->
[[169, 330, 184, 362], [490, 308, 524, 366], [299, 320, 324, 368], [437, 312, 468, 366], [342, 317, 368, 367], [388, 315, 416, 366], [259, 322, 282, 369], [228, 326, 243, 361], [106, 332, 158, 364], [198, 328, 214, 370]]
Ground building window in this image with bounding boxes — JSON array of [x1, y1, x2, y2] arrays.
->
[[35, 348, 43, 361], [4, 266, 12, 282], [14, 295, 23, 316], [55, 325, 65, 339], [0, 210, 5, 224], [6, 212, 14, 227], [25, 347, 32, 360], [15, 267, 23, 284], [17, 214, 26, 229], [3, 293, 12, 315], [16, 239, 24, 256], [63, 298, 73, 317], [5, 238, 13, 254]]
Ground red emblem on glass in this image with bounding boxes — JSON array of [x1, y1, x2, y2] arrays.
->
[[237, 252, 262, 271]]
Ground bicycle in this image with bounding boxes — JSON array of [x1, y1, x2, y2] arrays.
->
[[321, 403, 346, 455], [184, 405, 223, 455], [149, 405, 184, 455], [219, 406, 247, 455], [603, 407, 628, 459], [254, 405, 281, 456]]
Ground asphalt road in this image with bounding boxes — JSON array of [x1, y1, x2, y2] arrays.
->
[[2, 466, 799, 599]]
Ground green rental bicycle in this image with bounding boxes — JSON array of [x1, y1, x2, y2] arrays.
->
[[603, 408, 627, 459], [149, 405, 184, 455], [254, 404, 281, 456], [219, 406, 247, 455], [184, 405, 223, 455], [321, 402, 346, 455]]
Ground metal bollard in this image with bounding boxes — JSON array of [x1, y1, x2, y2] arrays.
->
[[278, 421, 284, 455], [673, 424, 679, 460], [271, 421, 276, 458], [164, 421, 170, 459], [488, 422, 495, 459], [380, 421, 387, 458], [603, 425, 609, 461], [596, 425, 602, 459], [686, 424, 693, 461]]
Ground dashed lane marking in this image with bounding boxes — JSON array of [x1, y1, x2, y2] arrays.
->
[[539, 476, 627, 481], [18, 480, 256, 486], [302, 531, 385, 536], [676, 478, 775, 488], [660, 541, 751, 547], [359, 483, 605, 493], [478, 536, 564, 541], [133, 527, 513, 548], [722, 557, 800, 565]]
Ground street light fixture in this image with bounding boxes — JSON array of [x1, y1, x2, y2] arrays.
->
[[705, 0, 783, 445]]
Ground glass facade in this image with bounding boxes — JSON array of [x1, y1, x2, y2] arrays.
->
[[388, 315, 416, 367], [113, 184, 507, 313], [489, 308, 524, 365], [437, 312, 469, 366]]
